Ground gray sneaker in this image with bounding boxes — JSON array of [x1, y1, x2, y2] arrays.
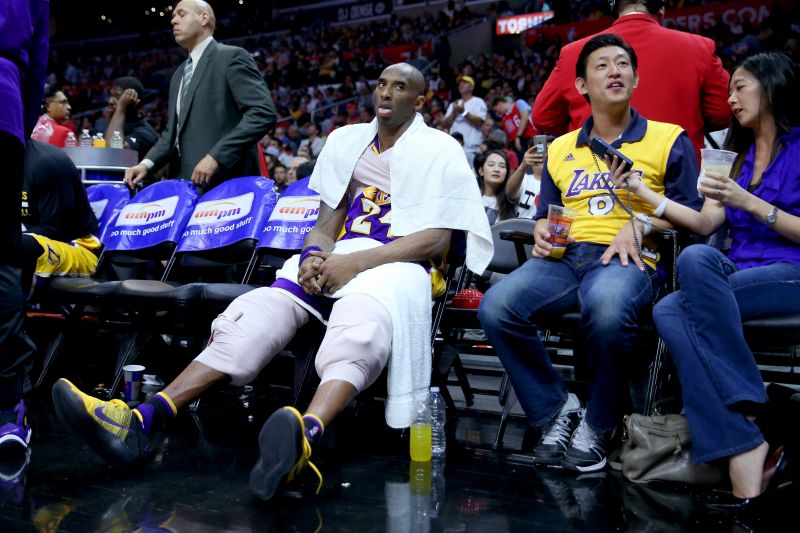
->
[[533, 393, 583, 466], [562, 419, 615, 473]]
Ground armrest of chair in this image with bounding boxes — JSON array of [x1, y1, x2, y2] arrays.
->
[[499, 230, 534, 266]]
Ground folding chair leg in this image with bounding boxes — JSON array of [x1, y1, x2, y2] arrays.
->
[[293, 343, 319, 408], [498, 373, 510, 406], [493, 379, 518, 451], [35, 332, 66, 388], [643, 339, 667, 416], [451, 355, 474, 407], [35, 303, 87, 389], [431, 368, 456, 411]]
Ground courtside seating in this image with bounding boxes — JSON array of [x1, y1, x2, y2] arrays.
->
[[34, 180, 199, 387], [103, 177, 278, 393], [114, 176, 278, 308], [201, 176, 321, 310]]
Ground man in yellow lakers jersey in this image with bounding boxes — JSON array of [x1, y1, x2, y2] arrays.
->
[[479, 34, 701, 473], [20, 141, 101, 296]]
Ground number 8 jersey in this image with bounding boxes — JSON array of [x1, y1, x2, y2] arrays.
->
[[535, 111, 701, 249]]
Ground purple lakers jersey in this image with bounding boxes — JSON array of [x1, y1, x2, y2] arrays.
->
[[338, 186, 394, 244]]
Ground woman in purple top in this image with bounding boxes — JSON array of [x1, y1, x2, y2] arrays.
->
[[607, 51, 800, 509]]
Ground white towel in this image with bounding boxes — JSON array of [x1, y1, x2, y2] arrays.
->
[[309, 113, 493, 275], [275, 238, 432, 428]]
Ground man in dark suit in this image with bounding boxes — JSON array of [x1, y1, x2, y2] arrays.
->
[[124, 0, 276, 189]]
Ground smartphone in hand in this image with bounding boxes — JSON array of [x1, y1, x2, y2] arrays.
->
[[533, 134, 548, 154], [589, 137, 634, 174]]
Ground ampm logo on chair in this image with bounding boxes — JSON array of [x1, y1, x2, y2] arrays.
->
[[116, 196, 180, 227], [188, 192, 254, 226], [270, 196, 320, 221]]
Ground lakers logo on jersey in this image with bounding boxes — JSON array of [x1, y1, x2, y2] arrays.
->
[[564, 168, 644, 197], [364, 187, 391, 206]]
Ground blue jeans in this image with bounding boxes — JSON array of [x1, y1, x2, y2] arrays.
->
[[478, 243, 656, 433], [653, 245, 800, 463]]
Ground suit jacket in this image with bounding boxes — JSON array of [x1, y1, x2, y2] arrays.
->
[[144, 39, 276, 183], [532, 14, 731, 160]]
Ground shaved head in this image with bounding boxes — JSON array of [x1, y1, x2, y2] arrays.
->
[[388, 63, 426, 96], [374, 63, 427, 131], [191, 0, 216, 30], [178, 0, 216, 31]]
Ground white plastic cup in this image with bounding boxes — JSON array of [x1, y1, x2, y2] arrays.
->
[[123, 364, 145, 402], [698, 149, 737, 195]]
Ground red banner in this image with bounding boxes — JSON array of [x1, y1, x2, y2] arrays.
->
[[525, 0, 778, 45]]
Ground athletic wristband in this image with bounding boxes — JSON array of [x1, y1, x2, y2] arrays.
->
[[299, 246, 322, 266], [634, 214, 652, 237], [652, 198, 669, 218]]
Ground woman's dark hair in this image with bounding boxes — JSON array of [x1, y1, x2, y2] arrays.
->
[[723, 51, 800, 180], [475, 149, 516, 222]]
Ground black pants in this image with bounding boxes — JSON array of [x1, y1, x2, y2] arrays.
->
[[0, 132, 35, 406]]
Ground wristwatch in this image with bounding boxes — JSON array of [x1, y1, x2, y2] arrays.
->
[[765, 206, 779, 225], [462, 109, 469, 118]]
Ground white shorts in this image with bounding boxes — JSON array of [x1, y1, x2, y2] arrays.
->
[[194, 287, 392, 391]]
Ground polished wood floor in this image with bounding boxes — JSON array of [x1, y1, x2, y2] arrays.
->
[[1, 327, 797, 532]]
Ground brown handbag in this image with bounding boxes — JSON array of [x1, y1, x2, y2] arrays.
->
[[619, 413, 722, 485]]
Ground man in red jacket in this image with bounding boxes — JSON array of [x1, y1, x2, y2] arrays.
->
[[532, 0, 730, 160]]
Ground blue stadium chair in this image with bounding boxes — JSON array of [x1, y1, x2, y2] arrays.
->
[[34, 180, 199, 388], [103, 176, 277, 394], [114, 176, 277, 306], [200, 176, 321, 310], [86, 183, 131, 241]]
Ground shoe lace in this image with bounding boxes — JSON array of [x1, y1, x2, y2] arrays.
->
[[570, 421, 599, 453], [540, 412, 574, 446], [288, 432, 323, 495]]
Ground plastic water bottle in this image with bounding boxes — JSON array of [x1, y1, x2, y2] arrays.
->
[[93, 133, 107, 148], [430, 387, 446, 457], [409, 461, 431, 530], [64, 131, 78, 147], [110, 130, 124, 149], [79, 129, 92, 147], [430, 455, 445, 518], [409, 397, 431, 462]]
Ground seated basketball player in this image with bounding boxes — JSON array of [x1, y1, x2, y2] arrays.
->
[[51, 63, 492, 500], [21, 140, 101, 296]]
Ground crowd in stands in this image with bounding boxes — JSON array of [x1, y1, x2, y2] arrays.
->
[[43, 0, 800, 196]]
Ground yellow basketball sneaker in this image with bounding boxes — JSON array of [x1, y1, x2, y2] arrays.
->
[[52, 378, 150, 466], [249, 406, 323, 500]]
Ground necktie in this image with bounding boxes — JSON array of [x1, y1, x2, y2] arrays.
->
[[180, 57, 194, 111]]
